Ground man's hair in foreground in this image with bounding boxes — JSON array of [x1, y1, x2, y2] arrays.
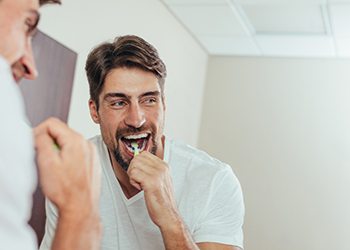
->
[[40, 0, 61, 6], [85, 35, 167, 110], [0, 0, 60, 5]]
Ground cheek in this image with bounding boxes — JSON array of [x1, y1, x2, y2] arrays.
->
[[8, 35, 26, 64], [99, 115, 121, 139], [8, 26, 27, 60], [100, 120, 116, 136], [99, 122, 118, 151], [0, 10, 27, 64], [2, 34, 25, 64], [151, 110, 165, 130]]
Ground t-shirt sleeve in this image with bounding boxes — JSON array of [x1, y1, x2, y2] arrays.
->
[[192, 165, 245, 249], [39, 199, 59, 250]]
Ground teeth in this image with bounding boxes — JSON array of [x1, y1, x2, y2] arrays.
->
[[124, 133, 148, 140]]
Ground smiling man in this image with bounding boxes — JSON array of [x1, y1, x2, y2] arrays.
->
[[0, 0, 101, 250], [41, 35, 245, 250]]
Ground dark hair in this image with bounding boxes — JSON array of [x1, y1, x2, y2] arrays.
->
[[39, 0, 61, 6], [0, 0, 61, 5], [85, 35, 167, 109]]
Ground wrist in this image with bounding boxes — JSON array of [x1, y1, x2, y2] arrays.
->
[[52, 206, 102, 250], [56, 194, 99, 218], [158, 214, 186, 236], [159, 216, 199, 250], [59, 206, 100, 228]]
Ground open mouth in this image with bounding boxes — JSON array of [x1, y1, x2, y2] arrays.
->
[[121, 133, 150, 155]]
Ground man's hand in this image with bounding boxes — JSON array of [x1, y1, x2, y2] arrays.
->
[[127, 151, 180, 229], [34, 117, 100, 215], [34, 117, 101, 250], [127, 151, 240, 250]]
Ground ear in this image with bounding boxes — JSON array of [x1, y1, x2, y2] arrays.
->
[[89, 99, 100, 124]]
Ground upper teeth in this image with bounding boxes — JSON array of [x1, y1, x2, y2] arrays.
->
[[124, 133, 148, 140]]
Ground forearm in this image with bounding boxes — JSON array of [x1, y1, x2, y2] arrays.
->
[[51, 210, 101, 250], [160, 217, 199, 250]]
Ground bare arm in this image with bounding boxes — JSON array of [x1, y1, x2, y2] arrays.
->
[[35, 118, 101, 250], [160, 218, 241, 250], [127, 152, 242, 250], [197, 242, 242, 250], [50, 210, 101, 250], [159, 216, 199, 250]]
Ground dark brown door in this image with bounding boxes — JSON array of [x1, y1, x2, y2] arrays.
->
[[19, 30, 77, 245]]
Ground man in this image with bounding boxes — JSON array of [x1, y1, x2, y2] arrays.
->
[[0, 0, 101, 250], [41, 35, 245, 250]]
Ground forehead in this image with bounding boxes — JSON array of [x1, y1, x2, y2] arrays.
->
[[3, 0, 39, 10], [102, 67, 161, 95], [0, 0, 40, 22]]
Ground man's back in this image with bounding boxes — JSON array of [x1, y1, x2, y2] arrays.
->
[[0, 56, 37, 250]]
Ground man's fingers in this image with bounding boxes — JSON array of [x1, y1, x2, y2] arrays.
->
[[35, 132, 60, 165], [129, 179, 142, 191], [127, 165, 146, 191], [34, 117, 64, 136], [130, 153, 163, 174], [35, 133, 61, 196], [34, 117, 74, 148]]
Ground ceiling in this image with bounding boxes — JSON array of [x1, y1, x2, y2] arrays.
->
[[160, 0, 350, 58]]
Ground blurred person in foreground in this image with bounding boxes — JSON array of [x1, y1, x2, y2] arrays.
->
[[0, 0, 102, 249]]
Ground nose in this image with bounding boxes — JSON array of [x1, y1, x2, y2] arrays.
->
[[124, 103, 146, 128], [20, 38, 38, 80]]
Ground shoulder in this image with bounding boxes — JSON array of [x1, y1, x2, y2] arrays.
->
[[89, 135, 103, 145], [167, 139, 239, 187], [168, 139, 232, 172], [89, 135, 105, 153]]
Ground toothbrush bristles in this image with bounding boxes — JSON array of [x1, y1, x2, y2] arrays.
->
[[131, 142, 139, 156]]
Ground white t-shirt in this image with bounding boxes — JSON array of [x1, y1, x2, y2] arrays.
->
[[0, 56, 37, 250], [40, 135, 244, 250]]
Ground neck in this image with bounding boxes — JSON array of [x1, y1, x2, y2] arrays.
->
[[155, 135, 166, 159]]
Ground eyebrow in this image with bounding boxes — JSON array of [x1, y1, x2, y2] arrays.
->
[[103, 91, 161, 101], [140, 91, 161, 98]]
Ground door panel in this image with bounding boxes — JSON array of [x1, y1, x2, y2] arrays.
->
[[19, 30, 77, 245]]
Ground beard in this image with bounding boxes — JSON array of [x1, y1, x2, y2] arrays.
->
[[112, 125, 158, 171]]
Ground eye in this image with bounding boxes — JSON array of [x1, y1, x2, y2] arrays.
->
[[111, 100, 127, 108], [25, 20, 34, 35], [25, 16, 38, 37], [143, 97, 157, 106]]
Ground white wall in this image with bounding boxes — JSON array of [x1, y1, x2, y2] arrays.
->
[[199, 56, 350, 250], [38, 0, 207, 146]]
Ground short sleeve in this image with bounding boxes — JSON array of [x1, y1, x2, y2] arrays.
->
[[193, 165, 245, 249]]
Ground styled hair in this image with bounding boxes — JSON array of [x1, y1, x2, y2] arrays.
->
[[39, 0, 61, 6], [0, 0, 61, 5], [85, 35, 167, 109]]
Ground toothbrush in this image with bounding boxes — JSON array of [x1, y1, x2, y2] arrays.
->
[[131, 142, 139, 156]]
